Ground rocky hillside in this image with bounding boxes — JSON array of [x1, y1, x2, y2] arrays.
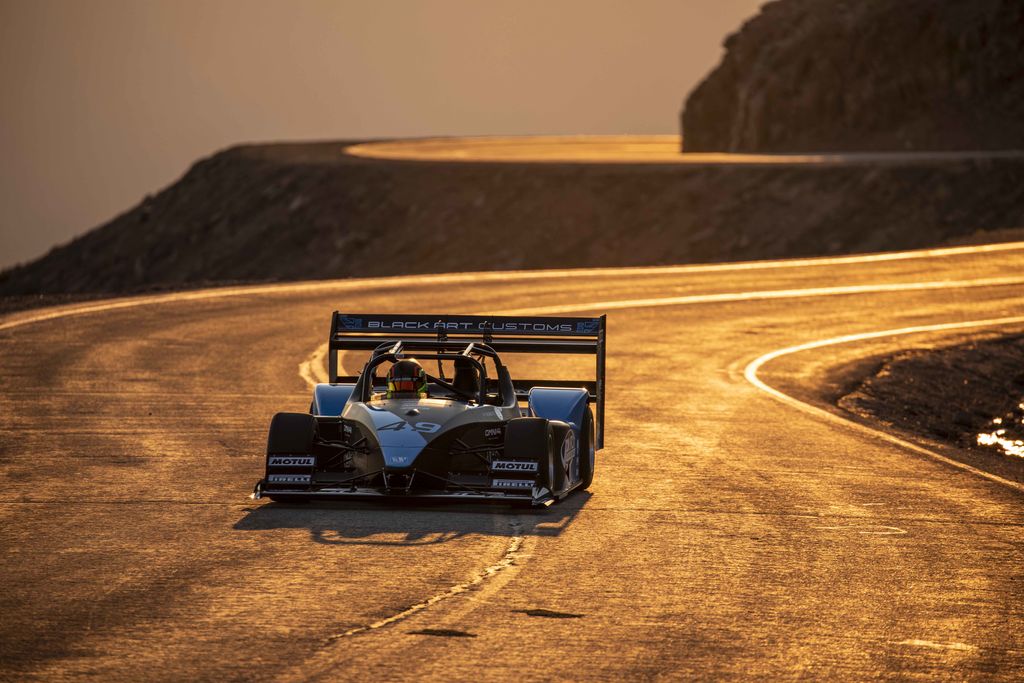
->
[[5, 0, 1024, 298], [2, 143, 1024, 296], [683, 0, 1024, 152]]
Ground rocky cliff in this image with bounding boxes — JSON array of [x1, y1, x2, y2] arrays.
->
[[682, 0, 1024, 152]]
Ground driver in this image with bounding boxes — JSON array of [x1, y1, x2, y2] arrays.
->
[[452, 356, 480, 398], [385, 359, 429, 399]]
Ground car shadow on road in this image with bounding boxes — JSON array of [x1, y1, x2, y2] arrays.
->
[[232, 491, 592, 546]]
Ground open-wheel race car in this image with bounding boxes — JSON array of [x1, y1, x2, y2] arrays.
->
[[252, 313, 606, 506]]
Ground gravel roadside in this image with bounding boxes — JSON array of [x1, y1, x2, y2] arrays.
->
[[839, 333, 1024, 483]]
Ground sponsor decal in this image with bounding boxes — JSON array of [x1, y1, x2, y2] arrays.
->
[[484, 427, 503, 439], [492, 478, 534, 489], [268, 456, 314, 467], [341, 316, 600, 336], [492, 460, 538, 473], [365, 320, 574, 333], [488, 322, 573, 333], [561, 432, 576, 466], [267, 474, 311, 484], [378, 420, 441, 434]]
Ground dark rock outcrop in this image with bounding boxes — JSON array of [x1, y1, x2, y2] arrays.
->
[[683, 0, 1024, 152]]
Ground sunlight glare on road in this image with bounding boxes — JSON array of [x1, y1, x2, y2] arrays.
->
[[343, 135, 1024, 165]]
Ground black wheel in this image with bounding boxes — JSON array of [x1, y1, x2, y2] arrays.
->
[[548, 422, 573, 494], [504, 417, 563, 493], [267, 412, 317, 455], [578, 408, 595, 490]]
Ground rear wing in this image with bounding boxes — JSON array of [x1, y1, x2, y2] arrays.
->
[[327, 313, 607, 448]]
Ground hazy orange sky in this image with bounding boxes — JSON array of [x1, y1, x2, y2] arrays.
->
[[0, 0, 761, 270]]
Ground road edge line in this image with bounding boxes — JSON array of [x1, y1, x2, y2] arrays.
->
[[4, 241, 1024, 335], [743, 316, 1024, 495]]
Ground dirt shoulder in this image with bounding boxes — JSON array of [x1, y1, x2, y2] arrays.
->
[[838, 333, 1024, 484]]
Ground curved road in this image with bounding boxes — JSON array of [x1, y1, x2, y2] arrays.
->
[[344, 135, 1024, 165], [2, 242, 1024, 680]]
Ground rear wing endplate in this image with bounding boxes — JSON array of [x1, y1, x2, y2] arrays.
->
[[327, 313, 607, 448]]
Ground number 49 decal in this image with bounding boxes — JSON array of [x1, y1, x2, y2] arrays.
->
[[379, 421, 441, 434]]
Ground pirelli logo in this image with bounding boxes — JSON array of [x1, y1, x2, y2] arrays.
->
[[267, 474, 311, 484], [492, 478, 534, 489], [491, 460, 538, 473], [268, 456, 315, 467]]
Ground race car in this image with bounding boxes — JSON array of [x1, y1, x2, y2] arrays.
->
[[252, 312, 606, 506]]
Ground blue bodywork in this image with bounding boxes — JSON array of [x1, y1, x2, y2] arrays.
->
[[528, 387, 589, 434], [311, 383, 356, 416]]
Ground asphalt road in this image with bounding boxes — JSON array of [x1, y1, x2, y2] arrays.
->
[[2, 242, 1024, 681]]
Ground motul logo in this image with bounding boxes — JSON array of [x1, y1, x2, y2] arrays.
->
[[268, 456, 315, 467], [492, 460, 538, 472]]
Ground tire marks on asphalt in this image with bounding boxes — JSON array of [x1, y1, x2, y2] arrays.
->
[[323, 521, 525, 641], [283, 520, 527, 681]]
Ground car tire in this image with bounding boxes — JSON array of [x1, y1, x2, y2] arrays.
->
[[265, 413, 316, 505], [548, 422, 573, 495], [266, 412, 317, 455], [504, 417, 562, 493], [578, 408, 595, 490]]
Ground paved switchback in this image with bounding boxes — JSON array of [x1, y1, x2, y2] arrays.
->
[[344, 135, 1024, 165], [1, 243, 1023, 680]]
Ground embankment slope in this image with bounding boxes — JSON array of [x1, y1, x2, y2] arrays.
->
[[3, 142, 1023, 296]]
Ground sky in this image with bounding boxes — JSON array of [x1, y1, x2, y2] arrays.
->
[[0, 0, 762, 270]]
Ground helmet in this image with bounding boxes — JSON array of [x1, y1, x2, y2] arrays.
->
[[386, 359, 428, 398]]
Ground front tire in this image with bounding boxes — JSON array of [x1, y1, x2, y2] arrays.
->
[[548, 422, 573, 495], [578, 408, 595, 490], [266, 412, 317, 454], [504, 417, 563, 493], [264, 413, 317, 505]]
